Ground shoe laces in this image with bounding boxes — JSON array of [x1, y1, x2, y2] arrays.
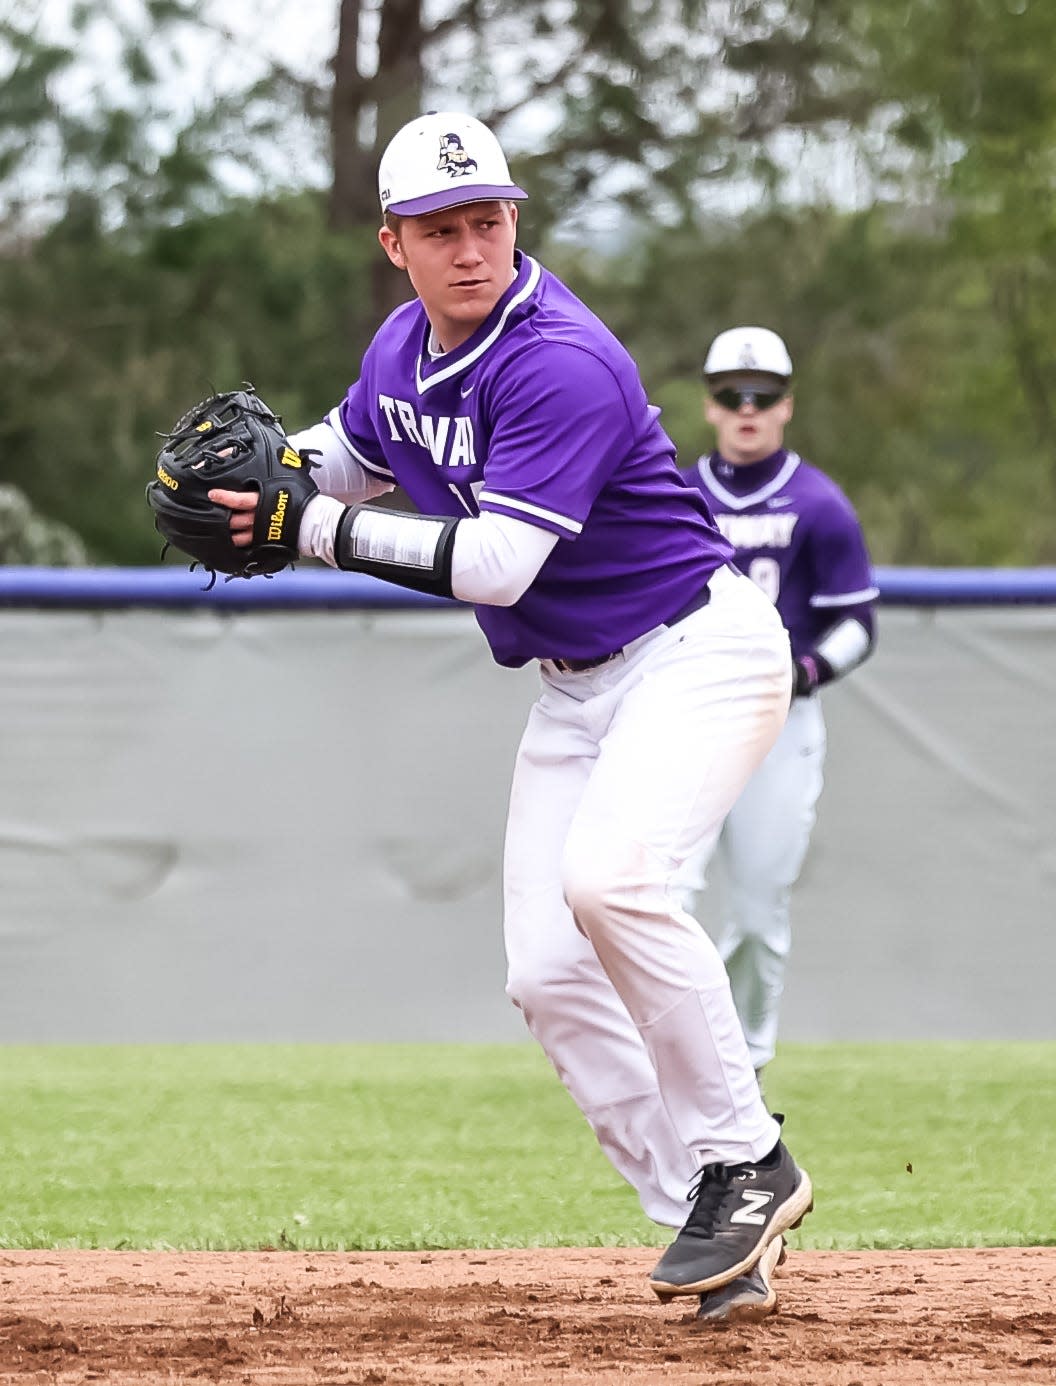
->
[[682, 1161, 750, 1240]]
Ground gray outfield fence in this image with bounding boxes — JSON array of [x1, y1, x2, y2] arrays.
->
[[0, 565, 1053, 1045]]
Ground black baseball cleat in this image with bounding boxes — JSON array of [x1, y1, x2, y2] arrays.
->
[[693, 1233, 786, 1325], [649, 1139, 812, 1298]]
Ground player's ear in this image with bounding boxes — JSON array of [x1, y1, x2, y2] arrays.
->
[[781, 393, 794, 423], [379, 225, 406, 269]]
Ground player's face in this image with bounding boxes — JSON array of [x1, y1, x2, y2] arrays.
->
[[378, 201, 519, 351], [705, 373, 794, 464]]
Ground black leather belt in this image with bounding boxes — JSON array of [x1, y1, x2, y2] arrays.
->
[[549, 583, 712, 674]]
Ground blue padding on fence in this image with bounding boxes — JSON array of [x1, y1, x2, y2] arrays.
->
[[872, 566, 1056, 605], [0, 565, 458, 610], [0, 565, 1053, 609]]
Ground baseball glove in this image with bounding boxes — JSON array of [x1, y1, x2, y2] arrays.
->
[[146, 386, 318, 584]]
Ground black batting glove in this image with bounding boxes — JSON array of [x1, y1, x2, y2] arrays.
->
[[793, 656, 821, 698]]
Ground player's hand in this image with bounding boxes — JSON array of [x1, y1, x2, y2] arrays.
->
[[208, 488, 258, 547]]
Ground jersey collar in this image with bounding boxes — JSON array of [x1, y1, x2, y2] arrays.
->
[[697, 450, 801, 510], [415, 252, 542, 394]]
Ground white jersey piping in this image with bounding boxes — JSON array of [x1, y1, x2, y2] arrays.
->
[[415, 257, 544, 393], [696, 452, 802, 511]]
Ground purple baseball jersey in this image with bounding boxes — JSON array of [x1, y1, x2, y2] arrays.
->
[[330, 252, 731, 666], [683, 449, 877, 658]]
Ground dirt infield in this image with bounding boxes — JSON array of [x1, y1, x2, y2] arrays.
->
[[1, 1246, 1054, 1384]]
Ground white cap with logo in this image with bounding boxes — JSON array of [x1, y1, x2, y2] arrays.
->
[[703, 327, 793, 380], [378, 112, 529, 217]]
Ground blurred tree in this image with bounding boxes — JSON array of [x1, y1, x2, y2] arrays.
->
[[550, 191, 1051, 565], [546, 0, 1056, 564], [0, 485, 87, 564], [873, 0, 1056, 492], [1, 0, 1054, 563], [0, 192, 373, 563], [0, 3, 897, 298], [1, 0, 288, 232]]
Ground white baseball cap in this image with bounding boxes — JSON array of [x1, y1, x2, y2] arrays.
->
[[703, 327, 793, 380], [378, 112, 528, 217]]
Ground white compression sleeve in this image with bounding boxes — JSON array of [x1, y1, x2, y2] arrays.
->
[[450, 510, 558, 606], [299, 498, 557, 602], [298, 493, 349, 564], [287, 421, 394, 505]]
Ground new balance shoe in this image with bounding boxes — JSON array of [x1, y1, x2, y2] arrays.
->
[[693, 1233, 785, 1325], [649, 1139, 812, 1298]]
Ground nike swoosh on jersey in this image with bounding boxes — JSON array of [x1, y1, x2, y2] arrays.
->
[[768, 497, 794, 507], [461, 384, 475, 398]]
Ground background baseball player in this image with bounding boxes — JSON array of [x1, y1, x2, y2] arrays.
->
[[677, 326, 878, 1078], [200, 114, 813, 1321]]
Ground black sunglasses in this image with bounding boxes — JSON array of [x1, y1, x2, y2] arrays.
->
[[710, 387, 787, 412]]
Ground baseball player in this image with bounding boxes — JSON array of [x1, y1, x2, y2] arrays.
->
[[677, 327, 878, 1077], [208, 114, 812, 1320]]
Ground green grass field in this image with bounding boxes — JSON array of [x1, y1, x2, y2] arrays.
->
[[1, 1042, 1052, 1252]]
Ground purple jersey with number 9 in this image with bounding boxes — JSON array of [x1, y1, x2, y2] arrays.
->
[[684, 450, 876, 658]]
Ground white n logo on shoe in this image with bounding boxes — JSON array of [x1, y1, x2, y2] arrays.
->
[[730, 1190, 776, 1225]]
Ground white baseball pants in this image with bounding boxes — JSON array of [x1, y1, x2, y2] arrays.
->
[[502, 566, 793, 1228], [675, 697, 826, 1071]]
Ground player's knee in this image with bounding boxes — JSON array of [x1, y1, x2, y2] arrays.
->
[[561, 843, 630, 937], [561, 859, 601, 923], [726, 892, 792, 951], [505, 955, 583, 1016], [504, 959, 542, 1011]]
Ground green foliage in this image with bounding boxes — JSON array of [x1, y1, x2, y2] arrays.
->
[[0, 193, 376, 563], [1, 1, 1054, 563], [547, 196, 1056, 563], [4, 176, 1053, 565], [1, 1, 323, 235], [863, 0, 1056, 497], [0, 485, 87, 564], [0, 1042, 1052, 1251]]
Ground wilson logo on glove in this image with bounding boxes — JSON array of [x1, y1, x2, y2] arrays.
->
[[267, 490, 290, 542]]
